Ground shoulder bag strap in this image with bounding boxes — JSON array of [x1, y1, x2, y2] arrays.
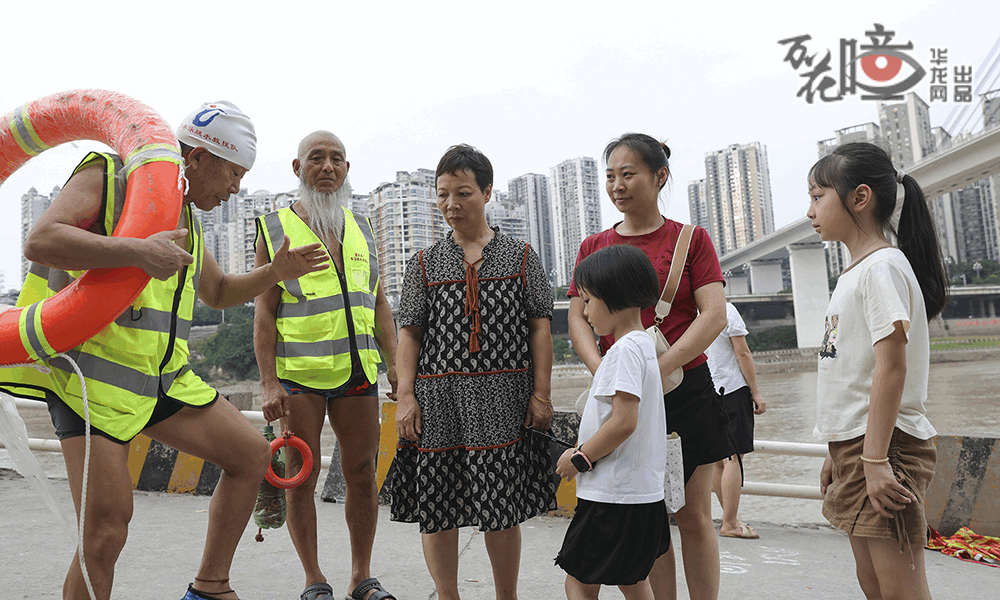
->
[[653, 224, 694, 324]]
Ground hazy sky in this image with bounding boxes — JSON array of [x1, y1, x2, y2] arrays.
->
[[2, 0, 997, 290]]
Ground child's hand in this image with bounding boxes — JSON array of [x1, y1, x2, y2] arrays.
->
[[556, 448, 578, 480], [864, 461, 916, 518], [820, 453, 833, 497]]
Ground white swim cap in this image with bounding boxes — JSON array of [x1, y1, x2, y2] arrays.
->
[[176, 101, 256, 170]]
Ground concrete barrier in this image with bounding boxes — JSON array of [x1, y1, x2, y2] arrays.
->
[[127, 434, 221, 495], [124, 393, 248, 495], [925, 435, 1000, 537]]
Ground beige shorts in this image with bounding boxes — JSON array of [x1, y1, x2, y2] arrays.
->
[[823, 428, 936, 545]]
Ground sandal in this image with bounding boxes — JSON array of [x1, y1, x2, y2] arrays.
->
[[349, 577, 397, 600], [182, 583, 240, 600], [301, 582, 336, 600]]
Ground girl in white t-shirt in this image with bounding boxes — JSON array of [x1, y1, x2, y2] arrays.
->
[[807, 142, 948, 600], [555, 244, 670, 600]]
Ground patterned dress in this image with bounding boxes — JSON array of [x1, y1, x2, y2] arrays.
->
[[387, 229, 558, 533]]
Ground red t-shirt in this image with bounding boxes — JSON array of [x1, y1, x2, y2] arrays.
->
[[567, 218, 725, 370]]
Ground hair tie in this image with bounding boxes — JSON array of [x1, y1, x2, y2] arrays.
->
[[895, 169, 905, 184]]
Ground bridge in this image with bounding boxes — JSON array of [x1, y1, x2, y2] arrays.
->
[[719, 125, 1000, 348]]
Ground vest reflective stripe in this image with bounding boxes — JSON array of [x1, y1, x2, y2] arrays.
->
[[8, 104, 49, 156], [275, 290, 375, 319], [256, 206, 381, 389], [1, 152, 209, 440], [275, 334, 379, 360], [113, 306, 191, 336], [50, 350, 183, 397]]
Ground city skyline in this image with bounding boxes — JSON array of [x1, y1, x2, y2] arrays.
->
[[3, 2, 998, 289]]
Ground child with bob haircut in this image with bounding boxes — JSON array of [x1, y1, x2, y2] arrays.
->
[[808, 142, 948, 600], [555, 244, 672, 600]]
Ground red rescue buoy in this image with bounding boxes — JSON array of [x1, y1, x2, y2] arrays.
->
[[265, 432, 314, 489], [0, 89, 182, 365]]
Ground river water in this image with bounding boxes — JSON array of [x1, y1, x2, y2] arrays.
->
[[4, 359, 999, 525]]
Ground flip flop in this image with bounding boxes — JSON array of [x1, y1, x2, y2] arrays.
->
[[720, 523, 759, 539], [349, 577, 397, 600], [301, 582, 335, 600]]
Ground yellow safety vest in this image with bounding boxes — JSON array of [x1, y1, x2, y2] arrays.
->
[[0, 152, 208, 441], [255, 206, 380, 389]]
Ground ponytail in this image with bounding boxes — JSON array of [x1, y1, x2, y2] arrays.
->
[[896, 174, 949, 320], [809, 142, 949, 321]]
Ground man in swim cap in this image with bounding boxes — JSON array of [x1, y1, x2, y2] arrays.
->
[[2, 101, 328, 600], [253, 131, 398, 600]]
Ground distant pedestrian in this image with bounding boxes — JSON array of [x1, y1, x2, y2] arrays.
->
[[705, 302, 766, 539], [809, 142, 948, 600], [556, 244, 671, 600]]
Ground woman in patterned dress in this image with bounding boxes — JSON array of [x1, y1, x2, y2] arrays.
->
[[387, 144, 558, 600]]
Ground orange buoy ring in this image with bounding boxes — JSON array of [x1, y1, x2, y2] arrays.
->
[[265, 433, 314, 489], [0, 90, 182, 366]]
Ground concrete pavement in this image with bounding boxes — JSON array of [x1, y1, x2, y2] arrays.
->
[[2, 470, 991, 599]]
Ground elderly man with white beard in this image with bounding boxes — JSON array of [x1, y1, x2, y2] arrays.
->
[[253, 131, 398, 600]]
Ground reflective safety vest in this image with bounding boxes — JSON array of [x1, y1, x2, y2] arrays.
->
[[255, 206, 380, 389], [0, 152, 208, 441]]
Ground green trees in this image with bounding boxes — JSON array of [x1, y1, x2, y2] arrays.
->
[[192, 304, 258, 380]]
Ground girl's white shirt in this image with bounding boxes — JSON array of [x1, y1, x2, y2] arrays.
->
[[814, 248, 937, 442], [577, 331, 667, 504]]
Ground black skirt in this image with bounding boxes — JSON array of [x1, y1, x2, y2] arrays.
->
[[664, 362, 735, 483], [720, 386, 755, 456], [555, 499, 671, 586]]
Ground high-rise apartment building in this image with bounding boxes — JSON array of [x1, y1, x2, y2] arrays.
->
[[687, 179, 708, 233], [508, 173, 555, 283], [367, 169, 447, 306], [195, 188, 294, 275], [485, 191, 528, 243], [878, 93, 935, 168], [20, 186, 58, 284], [880, 92, 1000, 264], [549, 157, 601, 286], [694, 142, 774, 256]]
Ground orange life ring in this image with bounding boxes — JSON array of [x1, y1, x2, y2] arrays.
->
[[0, 89, 182, 366], [265, 433, 314, 489]]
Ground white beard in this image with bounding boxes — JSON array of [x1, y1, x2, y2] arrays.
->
[[298, 176, 353, 244]]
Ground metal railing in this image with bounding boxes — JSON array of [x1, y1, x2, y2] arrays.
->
[[5, 398, 828, 500]]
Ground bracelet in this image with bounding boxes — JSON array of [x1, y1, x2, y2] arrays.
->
[[531, 393, 551, 403], [860, 456, 889, 464]]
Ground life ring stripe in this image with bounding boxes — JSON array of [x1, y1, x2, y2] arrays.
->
[[122, 144, 182, 179], [20, 302, 56, 362], [9, 106, 47, 156]]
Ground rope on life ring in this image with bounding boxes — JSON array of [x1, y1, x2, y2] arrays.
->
[[265, 417, 314, 489], [0, 89, 183, 366]]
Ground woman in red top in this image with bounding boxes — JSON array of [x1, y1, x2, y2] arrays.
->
[[568, 133, 731, 600]]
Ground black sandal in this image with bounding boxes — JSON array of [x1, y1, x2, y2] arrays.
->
[[350, 578, 397, 600], [301, 582, 335, 600]]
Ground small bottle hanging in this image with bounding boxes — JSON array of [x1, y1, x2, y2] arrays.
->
[[253, 424, 286, 541]]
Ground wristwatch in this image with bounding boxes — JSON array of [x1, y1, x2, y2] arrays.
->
[[571, 448, 594, 472]]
